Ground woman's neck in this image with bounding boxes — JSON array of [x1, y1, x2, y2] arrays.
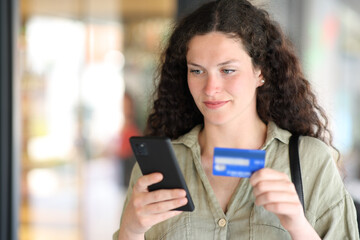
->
[[198, 118, 267, 158]]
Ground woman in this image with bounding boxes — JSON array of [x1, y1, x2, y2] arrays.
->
[[113, 0, 359, 239]]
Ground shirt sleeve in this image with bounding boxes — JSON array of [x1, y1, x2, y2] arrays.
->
[[112, 230, 119, 240], [315, 193, 359, 239], [299, 136, 359, 239], [112, 163, 143, 240]]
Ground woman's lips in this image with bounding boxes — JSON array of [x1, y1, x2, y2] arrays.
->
[[203, 100, 229, 109]]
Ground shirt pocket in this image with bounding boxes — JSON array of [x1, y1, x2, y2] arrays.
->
[[250, 205, 292, 240]]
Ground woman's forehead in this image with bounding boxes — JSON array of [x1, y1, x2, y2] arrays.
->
[[187, 32, 248, 59]]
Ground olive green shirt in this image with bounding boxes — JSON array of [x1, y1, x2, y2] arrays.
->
[[113, 122, 359, 239]]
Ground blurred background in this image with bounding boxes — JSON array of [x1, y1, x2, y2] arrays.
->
[[0, 0, 359, 239]]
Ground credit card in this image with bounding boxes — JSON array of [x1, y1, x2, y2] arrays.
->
[[213, 147, 265, 178]]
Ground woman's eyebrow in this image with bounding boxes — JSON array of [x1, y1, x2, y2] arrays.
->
[[187, 62, 203, 67], [187, 60, 239, 67], [217, 60, 240, 66]]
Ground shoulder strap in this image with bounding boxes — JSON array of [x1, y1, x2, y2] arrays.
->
[[289, 134, 305, 212]]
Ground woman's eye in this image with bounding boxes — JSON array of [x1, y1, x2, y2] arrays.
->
[[189, 69, 203, 75], [222, 69, 235, 74]]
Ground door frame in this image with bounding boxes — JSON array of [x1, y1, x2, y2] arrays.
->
[[0, 0, 19, 239]]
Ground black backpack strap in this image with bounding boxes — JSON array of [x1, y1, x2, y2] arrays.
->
[[289, 134, 305, 212]]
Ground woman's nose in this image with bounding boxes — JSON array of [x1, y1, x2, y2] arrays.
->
[[204, 74, 221, 96]]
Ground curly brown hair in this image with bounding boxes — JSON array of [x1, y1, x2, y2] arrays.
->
[[146, 0, 333, 147]]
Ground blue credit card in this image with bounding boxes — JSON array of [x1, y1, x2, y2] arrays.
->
[[213, 147, 266, 178]]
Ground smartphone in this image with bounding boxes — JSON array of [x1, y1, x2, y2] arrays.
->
[[129, 136, 195, 212]]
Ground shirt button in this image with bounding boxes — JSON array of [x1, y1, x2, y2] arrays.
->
[[218, 218, 227, 227]]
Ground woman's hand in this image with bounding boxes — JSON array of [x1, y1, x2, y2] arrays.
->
[[250, 168, 320, 240], [118, 172, 188, 240]]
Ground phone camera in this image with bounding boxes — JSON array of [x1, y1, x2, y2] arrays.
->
[[134, 142, 148, 156]]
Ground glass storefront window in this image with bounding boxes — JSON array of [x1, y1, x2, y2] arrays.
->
[[18, 0, 175, 239]]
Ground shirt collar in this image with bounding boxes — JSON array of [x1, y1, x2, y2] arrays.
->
[[262, 121, 291, 149], [172, 125, 202, 148], [173, 121, 291, 149]]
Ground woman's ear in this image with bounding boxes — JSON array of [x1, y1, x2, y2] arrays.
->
[[254, 69, 264, 87]]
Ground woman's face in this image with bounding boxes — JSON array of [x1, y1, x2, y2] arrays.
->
[[186, 31, 264, 127]]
